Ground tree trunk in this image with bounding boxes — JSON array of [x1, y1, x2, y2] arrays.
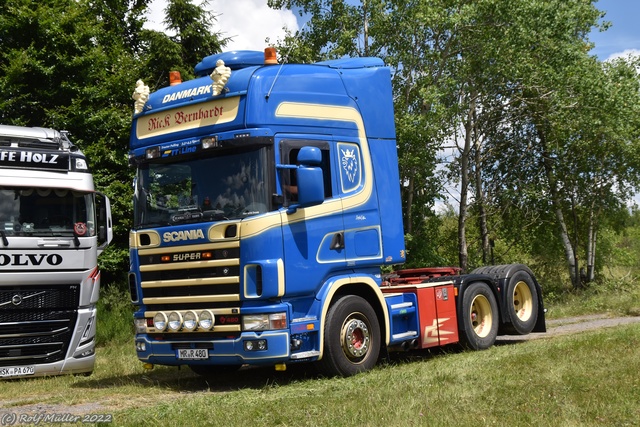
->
[[362, 0, 369, 56], [458, 93, 475, 273], [405, 173, 414, 235], [586, 207, 596, 283], [540, 137, 579, 289], [472, 108, 490, 264]]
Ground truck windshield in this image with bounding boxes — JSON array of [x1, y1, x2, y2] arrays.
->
[[134, 146, 270, 228], [0, 187, 96, 237]]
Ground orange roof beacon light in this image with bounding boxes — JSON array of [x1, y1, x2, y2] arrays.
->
[[169, 71, 182, 86], [264, 47, 277, 65]]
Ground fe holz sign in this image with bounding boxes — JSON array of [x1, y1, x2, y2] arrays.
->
[[0, 149, 69, 171]]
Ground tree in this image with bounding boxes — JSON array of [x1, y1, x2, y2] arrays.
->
[[0, 0, 228, 286], [473, 1, 640, 288], [268, 0, 377, 61], [0, 0, 141, 284], [269, 0, 640, 290], [137, 0, 229, 89]]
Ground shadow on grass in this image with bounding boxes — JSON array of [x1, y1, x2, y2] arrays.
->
[[73, 339, 529, 393], [73, 362, 323, 393]]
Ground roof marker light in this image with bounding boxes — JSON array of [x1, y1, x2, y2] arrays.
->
[[169, 71, 182, 86], [264, 47, 277, 65]]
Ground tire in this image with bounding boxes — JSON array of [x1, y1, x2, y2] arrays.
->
[[505, 270, 539, 335], [460, 282, 499, 350], [189, 364, 241, 378], [316, 295, 381, 377]]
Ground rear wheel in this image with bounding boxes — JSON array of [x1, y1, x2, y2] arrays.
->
[[505, 270, 539, 335], [460, 282, 498, 350], [316, 295, 381, 377]]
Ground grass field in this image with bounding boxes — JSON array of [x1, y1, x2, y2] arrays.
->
[[1, 285, 639, 426]]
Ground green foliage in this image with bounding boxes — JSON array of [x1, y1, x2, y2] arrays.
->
[[268, 0, 373, 61], [96, 285, 134, 345], [0, 0, 227, 286]]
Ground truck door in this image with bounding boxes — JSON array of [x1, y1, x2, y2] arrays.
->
[[278, 137, 345, 296], [335, 138, 384, 266]]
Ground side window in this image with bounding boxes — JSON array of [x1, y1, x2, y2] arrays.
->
[[280, 140, 332, 204]]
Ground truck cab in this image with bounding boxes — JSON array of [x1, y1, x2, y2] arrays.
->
[[0, 125, 113, 378], [128, 50, 545, 378]]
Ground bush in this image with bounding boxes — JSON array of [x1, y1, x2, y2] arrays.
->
[[97, 284, 134, 346]]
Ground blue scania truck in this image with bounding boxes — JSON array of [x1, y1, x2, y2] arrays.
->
[[128, 49, 546, 377]]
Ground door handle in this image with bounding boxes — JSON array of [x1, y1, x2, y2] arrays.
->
[[330, 232, 344, 250]]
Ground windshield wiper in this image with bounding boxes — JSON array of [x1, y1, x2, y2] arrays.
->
[[135, 221, 171, 230], [0, 230, 8, 246], [202, 210, 229, 221]]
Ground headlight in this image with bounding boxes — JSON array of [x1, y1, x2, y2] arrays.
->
[[198, 310, 215, 330], [183, 311, 198, 331], [74, 158, 89, 170], [242, 312, 287, 331], [153, 312, 168, 331], [168, 311, 183, 331], [134, 318, 147, 333]]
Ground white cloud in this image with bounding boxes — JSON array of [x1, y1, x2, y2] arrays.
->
[[605, 48, 640, 62], [144, 0, 299, 52]]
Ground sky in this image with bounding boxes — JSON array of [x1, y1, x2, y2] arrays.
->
[[589, 0, 640, 61], [144, 0, 300, 52], [145, 0, 640, 62]]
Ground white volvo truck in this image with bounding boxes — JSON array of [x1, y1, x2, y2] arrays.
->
[[0, 125, 112, 378]]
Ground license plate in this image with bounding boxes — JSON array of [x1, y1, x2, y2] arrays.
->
[[177, 348, 209, 360], [0, 365, 35, 378]]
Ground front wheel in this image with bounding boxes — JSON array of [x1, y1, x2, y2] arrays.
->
[[460, 282, 499, 350], [316, 295, 381, 377]]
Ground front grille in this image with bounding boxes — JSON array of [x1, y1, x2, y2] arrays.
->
[[143, 283, 240, 298], [141, 266, 240, 283], [138, 241, 240, 312], [0, 285, 79, 313], [0, 285, 79, 367]]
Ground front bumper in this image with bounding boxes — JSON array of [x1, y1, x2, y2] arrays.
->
[[135, 330, 291, 367]]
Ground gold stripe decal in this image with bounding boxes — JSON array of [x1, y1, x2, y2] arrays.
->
[[239, 102, 375, 240], [274, 102, 372, 212]]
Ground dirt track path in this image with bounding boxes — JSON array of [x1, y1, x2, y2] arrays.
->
[[496, 313, 640, 342]]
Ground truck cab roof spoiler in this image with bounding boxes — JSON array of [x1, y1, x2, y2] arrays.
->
[[0, 125, 76, 151]]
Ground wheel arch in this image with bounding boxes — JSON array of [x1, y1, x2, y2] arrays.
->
[[315, 275, 390, 360]]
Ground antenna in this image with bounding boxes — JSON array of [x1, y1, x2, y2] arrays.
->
[[266, 21, 309, 100]]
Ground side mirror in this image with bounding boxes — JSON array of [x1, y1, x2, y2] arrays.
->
[[276, 146, 325, 213], [95, 192, 113, 256], [296, 166, 324, 207], [291, 146, 324, 210]]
